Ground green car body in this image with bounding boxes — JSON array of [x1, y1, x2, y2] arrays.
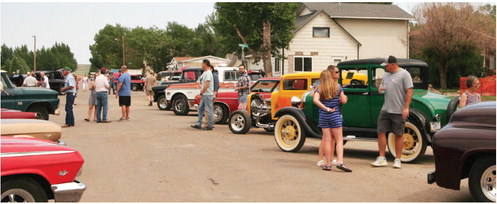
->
[[274, 58, 456, 162], [1, 71, 60, 120]]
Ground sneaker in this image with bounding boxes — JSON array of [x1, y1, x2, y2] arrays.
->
[[393, 159, 401, 169], [202, 126, 213, 131], [371, 156, 388, 167], [190, 124, 201, 130]]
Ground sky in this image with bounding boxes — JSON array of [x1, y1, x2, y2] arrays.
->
[[0, 1, 491, 65]]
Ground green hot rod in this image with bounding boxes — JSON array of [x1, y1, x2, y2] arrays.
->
[[272, 58, 458, 162]]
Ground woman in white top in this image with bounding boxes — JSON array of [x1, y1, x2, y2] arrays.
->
[[82, 74, 89, 92]]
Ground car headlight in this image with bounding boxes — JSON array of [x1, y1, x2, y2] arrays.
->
[[291, 96, 302, 108], [430, 121, 441, 132]]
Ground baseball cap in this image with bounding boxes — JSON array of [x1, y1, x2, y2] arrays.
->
[[62, 67, 72, 72], [380, 56, 397, 66], [100, 67, 107, 74]]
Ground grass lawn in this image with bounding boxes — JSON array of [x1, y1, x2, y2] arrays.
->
[[482, 96, 496, 101]]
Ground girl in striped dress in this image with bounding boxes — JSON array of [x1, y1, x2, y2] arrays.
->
[[313, 67, 351, 172]]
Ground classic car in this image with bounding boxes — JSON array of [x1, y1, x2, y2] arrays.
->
[[158, 71, 182, 82], [1, 108, 39, 119], [243, 58, 453, 162], [1, 70, 60, 120], [130, 74, 145, 91], [1, 119, 62, 143], [166, 67, 264, 115], [428, 101, 495, 202], [228, 72, 320, 134], [194, 77, 280, 124], [153, 67, 204, 111], [1, 136, 86, 202], [35, 70, 66, 94], [9, 74, 26, 87]]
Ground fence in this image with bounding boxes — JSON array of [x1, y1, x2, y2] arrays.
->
[[460, 75, 496, 96]]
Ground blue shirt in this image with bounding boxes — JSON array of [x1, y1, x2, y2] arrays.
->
[[65, 73, 77, 93], [118, 72, 131, 96]]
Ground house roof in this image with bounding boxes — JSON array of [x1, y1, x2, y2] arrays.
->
[[301, 3, 414, 21], [180, 55, 230, 63]]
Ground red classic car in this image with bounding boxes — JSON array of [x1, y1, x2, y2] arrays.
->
[[1, 136, 86, 202], [1, 108, 39, 119], [194, 77, 280, 124]]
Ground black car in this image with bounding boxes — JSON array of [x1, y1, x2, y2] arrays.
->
[[35, 70, 65, 94], [153, 67, 204, 110], [9, 74, 26, 87], [428, 101, 496, 202]]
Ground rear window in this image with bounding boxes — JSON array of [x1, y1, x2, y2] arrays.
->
[[224, 70, 240, 81], [283, 79, 307, 90]]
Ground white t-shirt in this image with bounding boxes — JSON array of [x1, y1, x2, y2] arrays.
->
[[44, 76, 50, 89], [95, 74, 109, 92], [23, 76, 37, 87]]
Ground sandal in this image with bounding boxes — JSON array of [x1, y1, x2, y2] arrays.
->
[[316, 160, 326, 167], [322, 165, 332, 171], [84, 118, 90, 122], [336, 163, 352, 172]]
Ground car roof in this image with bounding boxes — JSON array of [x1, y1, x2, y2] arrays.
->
[[282, 72, 321, 78], [338, 58, 428, 67], [258, 77, 280, 81]]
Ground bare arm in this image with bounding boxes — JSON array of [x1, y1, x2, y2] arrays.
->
[[201, 80, 210, 94], [459, 92, 467, 108], [116, 82, 123, 98], [313, 92, 335, 112], [402, 88, 413, 119], [340, 91, 348, 104]]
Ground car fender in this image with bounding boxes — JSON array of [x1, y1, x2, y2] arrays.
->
[[274, 107, 321, 138], [409, 109, 431, 143], [460, 148, 496, 179]]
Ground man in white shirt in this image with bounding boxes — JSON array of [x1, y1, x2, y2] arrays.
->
[[95, 68, 111, 123], [40, 72, 50, 89], [22, 72, 37, 87]]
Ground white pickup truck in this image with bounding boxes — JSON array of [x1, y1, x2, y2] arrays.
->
[[165, 67, 263, 116]]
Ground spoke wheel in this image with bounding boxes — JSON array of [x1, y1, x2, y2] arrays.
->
[[274, 114, 306, 152], [387, 121, 427, 163]]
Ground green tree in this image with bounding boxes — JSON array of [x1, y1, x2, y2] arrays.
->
[[89, 24, 129, 72], [1, 44, 14, 68], [3, 55, 31, 74], [213, 3, 300, 76]]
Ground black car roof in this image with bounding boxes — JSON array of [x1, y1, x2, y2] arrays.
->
[[338, 58, 428, 67]]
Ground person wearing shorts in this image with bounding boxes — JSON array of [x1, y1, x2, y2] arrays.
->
[[235, 64, 250, 110], [371, 56, 413, 169], [145, 72, 157, 106], [116, 65, 132, 121], [312, 68, 351, 172]]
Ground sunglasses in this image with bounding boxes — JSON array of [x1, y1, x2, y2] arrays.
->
[[334, 71, 339, 74]]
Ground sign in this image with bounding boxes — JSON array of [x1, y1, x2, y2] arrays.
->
[[238, 43, 249, 48]]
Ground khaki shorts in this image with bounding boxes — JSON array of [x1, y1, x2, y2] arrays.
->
[[146, 90, 153, 96], [377, 110, 405, 136]]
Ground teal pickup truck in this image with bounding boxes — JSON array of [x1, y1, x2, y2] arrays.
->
[[1, 70, 60, 120], [273, 58, 458, 162]]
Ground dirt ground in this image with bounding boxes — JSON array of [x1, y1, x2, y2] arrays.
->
[[49, 90, 474, 202]]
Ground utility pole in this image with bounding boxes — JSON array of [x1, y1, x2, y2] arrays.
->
[[33, 35, 36, 72], [122, 35, 126, 66]]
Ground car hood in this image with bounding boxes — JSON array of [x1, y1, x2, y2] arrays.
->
[[413, 90, 451, 111], [17, 87, 59, 96], [1, 119, 62, 142], [1, 136, 73, 154]]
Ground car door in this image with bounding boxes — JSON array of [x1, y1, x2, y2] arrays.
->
[[341, 67, 373, 128], [369, 67, 387, 126], [272, 77, 309, 116], [1, 73, 23, 111]]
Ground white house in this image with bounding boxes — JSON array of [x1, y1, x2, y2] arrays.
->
[[274, 3, 413, 75]]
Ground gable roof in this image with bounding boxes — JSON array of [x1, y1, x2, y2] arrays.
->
[[301, 3, 414, 21]]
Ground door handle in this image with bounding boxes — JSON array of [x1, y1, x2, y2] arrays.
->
[[362, 92, 369, 95]]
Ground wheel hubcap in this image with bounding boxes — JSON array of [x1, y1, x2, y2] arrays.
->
[[231, 114, 245, 131], [1, 189, 35, 202], [159, 98, 167, 109], [481, 165, 496, 201], [214, 106, 222, 121], [175, 100, 184, 112], [280, 120, 298, 146]]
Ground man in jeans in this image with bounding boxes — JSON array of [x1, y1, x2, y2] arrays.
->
[[371, 56, 413, 169], [191, 59, 214, 131], [60, 67, 77, 128], [95, 68, 111, 123], [235, 64, 251, 110]]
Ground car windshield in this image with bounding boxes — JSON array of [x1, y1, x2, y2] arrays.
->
[[249, 73, 263, 81], [1, 73, 15, 88], [181, 70, 199, 82], [251, 80, 279, 93]]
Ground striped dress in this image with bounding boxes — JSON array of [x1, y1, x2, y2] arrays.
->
[[316, 85, 343, 128]]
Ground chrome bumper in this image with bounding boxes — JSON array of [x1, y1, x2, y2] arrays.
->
[[51, 181, 86, 202]]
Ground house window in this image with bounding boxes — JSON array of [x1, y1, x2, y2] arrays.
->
[[275, 58, 280, 72], [295, 57, 312, 72], [313, 27, 330, 38]]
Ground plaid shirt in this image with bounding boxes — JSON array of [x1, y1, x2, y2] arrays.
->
[[237, 72, 251, 97]]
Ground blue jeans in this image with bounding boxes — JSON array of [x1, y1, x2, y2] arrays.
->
[[65, 92, 76, 126], [96, 92, 108, 122], [196, 95, 213, 127]]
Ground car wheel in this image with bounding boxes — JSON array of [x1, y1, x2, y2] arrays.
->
[[228, 110, 251, 134], [172, 95, 189, 115], [157, 95, 170, 110], [1, 178, 48, 202], [132, 85, 138, 91], [27, 105, 49, 120], [387, 120, 427, 163], [446, 96, 460, 119], [213, 103, 229, 124], [274, 114, 307, 152], [469, 156, 496, 202]]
